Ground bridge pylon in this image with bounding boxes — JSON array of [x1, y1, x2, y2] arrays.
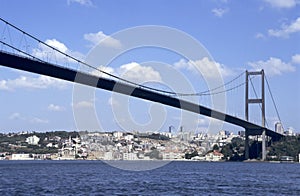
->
[[245, 69, 266, 161]]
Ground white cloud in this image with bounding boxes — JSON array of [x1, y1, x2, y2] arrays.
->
[[174, 59, 194, 72], [89, 61, 165, 91], [47, 104, 65, 112], [263, 0, 298, 8], [255, 33, 265, 39], [30, 117, 49, 124], [174, 58, 233, 78], [0, 75, 69, 91], [0, 80, 9, 90], [90, 62, 162, 86], [46, 39, 68, 53], [90, 66, 116, 79], [67, 0, 94, 6], [119, 62, 162, 83], [9, 112, 23, 120], [32, 39, 84, 62], [292, 54, 300, 64], [73, 101, 93, 108], [268, 17, 300, 38], [211, 8, 228, 17], [84, 31, 122, 49], [248, 57, 296, 76], [9, 112, 48, 124]]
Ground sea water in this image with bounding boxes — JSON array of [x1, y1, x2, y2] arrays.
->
[[0, 161, 299, 195]]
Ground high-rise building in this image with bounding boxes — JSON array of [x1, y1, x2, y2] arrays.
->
[[275, 122, 284, 134]]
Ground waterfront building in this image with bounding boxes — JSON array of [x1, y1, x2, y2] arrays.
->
[[280, 156, 294, 162], [162, 152, 182, 160], [58, 136, 87, 160], [123, 152, 138, 160], [58, 145, 75, 160], [104, 152, 113, 160], [11, 154, 34, 160], [191, 156, 206, 161], [205, 150, 224, 162]]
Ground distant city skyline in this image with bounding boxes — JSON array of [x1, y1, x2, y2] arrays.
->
[[0, 0, 299, 133]]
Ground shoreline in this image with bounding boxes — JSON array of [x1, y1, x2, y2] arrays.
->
[[1, 159, 298, 163]]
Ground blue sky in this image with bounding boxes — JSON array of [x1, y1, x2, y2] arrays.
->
[[0, 0, 299, 134]]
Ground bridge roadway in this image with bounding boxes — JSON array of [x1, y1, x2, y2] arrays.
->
[[0, 51, 283, 140]]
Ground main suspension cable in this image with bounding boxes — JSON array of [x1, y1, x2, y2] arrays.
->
[[0, 17, 246, 98], [265, 75, 284, 130]]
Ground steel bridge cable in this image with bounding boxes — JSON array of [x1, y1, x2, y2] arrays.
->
[[0, 17, 245, 97], [265, 75, 284, 131], [0, 18, 177, 95], [180, 81, 246, 96], [177, 71, 246, 96], [0, 40, 45, 63]]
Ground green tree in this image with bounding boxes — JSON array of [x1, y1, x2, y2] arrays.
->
[[185, 150, 198, 159], [213, 144, 219, 151], [221, 144, 233, 160], [268, 136, 300, 160], [220, 137, 245, 161]]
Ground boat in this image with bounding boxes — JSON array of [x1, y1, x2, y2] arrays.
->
[[280, 156, 294, 163]]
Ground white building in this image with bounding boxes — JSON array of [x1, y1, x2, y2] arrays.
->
[[46, 143, 59, 148], [104, 152, 113, 160], [284, 127, 296, 136], [191, 156, 206, 161], [124, 134, 134, 141], [123, 152, 138, 160], [205, 150, 224, 162], [113, 132, 123, 139], [12, 154, 34, 160], [275, 122, 284, 134], [161, 132, 172, 138], [26, 135, 40, 145], [162, 152, 181, 160]]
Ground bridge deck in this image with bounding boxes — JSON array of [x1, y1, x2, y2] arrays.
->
[[0, 51, 284, 139]]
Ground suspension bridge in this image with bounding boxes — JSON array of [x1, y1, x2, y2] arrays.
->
[[0, 18, 284, 161]]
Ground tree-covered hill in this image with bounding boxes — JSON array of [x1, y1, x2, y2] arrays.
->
[[268, 136, 300, 161], [0, 131, 79, 154]]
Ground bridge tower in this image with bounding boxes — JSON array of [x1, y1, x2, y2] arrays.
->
[[245, 70, 266, 161]]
